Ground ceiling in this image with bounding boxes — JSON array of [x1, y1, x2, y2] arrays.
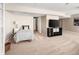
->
[[8, 3, 79, 12], [6, 3, 79, 17], [14, 3, 79, 11], [7, 10, 45, 17]]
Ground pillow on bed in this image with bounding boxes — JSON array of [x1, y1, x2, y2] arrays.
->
[[24, 27, 29, 30], [22, 25, 29, 30]]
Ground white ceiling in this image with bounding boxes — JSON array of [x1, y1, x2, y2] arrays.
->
[[9, 3, 79, 12], [7, 10, 45, 17], [14, 3, 79, 12], [6, 3, 79, 17]]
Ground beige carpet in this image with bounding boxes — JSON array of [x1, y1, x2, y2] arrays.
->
[[6, 31, 79, 55]]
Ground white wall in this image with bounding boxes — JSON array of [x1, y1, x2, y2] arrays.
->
[[37, 17, 41, 33], [41, 16, 47, 35], [5, 12, 14, 39], [5, 11, 33, 40], [33, 18, 36, 31], [0, 3, 3, 55]]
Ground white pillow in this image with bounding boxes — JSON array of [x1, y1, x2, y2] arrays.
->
[[24, 27, 29, 30]]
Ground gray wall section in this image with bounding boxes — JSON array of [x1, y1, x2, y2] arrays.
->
[[41, 16, 47, 36], [62, 17, 79, 32]]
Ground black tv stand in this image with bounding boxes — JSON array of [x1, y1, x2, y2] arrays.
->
[[47, 27, 62, 37]]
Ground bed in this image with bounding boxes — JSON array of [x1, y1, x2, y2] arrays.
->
[[14, 25, 33, 43]]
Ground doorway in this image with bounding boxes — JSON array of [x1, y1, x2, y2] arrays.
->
[[33, 17, 38, 32]]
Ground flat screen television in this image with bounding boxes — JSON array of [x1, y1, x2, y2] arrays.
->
[[49, 20, 59, 28], [74, 19, 79, 26]]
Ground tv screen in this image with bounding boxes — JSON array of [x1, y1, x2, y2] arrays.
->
[[74, 19, 79, 26], [49, 20, 59, 27]]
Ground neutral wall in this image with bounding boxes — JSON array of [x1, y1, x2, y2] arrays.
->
[[33, 18, 36, 31], [5, 11, 33, 40], [62, 18, 71, 30], [41, 16, 47, 35], [5, 12, 14, 40], [37, 17, 41, 33], [62, 17, 79, 32], [0, 3, 3, 54]]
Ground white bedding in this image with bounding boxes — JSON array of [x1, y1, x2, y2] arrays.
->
[[14, 29, 33, 43]]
